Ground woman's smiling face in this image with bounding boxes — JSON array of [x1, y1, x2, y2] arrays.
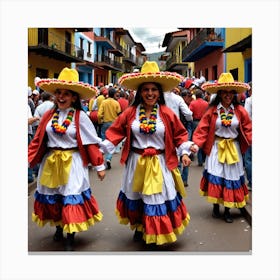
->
[[140, 83, 160, 108], [54, 89, 77, 110], [220, 90, 235, 108]]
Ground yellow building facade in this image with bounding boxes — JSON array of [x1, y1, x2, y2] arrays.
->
[[224, 28, 252, 82], [28, 28, 78, 89]]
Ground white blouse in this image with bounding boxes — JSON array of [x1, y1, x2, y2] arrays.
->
[[46, 108, 102, 149]]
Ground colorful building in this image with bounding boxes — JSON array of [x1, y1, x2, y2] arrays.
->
[[223, 28, 252, 82], [28, 28, 86, 90]]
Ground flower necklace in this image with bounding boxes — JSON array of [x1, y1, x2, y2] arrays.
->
[[139, 104, 158, 134], [51, 108, 75, 135], [220, 107, 234, 127]]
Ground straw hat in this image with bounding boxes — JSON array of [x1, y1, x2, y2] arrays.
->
[[37, 67, 97, 100], [201, 72, 250, 94], [118, 61, 184, 92]]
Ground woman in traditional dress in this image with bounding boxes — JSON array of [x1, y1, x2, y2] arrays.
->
[[28, 67, 106, 251], [100, 61, 198, 246], [192, 73, 252, 223]]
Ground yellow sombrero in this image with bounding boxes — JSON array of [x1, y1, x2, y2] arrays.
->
[[201, 72, 250, 94], [118, 61, 184, 92], [37, 67, 97, 100]]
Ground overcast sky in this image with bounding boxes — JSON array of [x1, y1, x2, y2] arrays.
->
[[127, 27, 179, 54]]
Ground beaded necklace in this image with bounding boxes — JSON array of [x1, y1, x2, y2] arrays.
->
[[220, 107, 234, 127], [139, 104, 158, 134], [51, 108, 75, 135]]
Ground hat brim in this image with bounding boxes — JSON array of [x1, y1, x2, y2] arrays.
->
[[202, 82, 250, 94], [119, 72, 183, 92], [37, 79, 97, 100]]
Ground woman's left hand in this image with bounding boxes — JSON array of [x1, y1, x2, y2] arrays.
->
[[182, 154, 192, 167], [97, 170, 105, 181]]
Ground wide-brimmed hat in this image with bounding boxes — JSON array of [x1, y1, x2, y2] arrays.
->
[[201, 72, 250, 94], [37, 67, 97, 100], [118, 61, 184, 92]]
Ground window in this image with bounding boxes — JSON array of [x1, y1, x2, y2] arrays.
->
[[65, 31, 71, 54], [230, 68, 238, 81], [36, 68, 48, 79], [205, 68, 208, 81], [80, 38, 84, 49], [87, 41, 92, 57], [212, 65, 218, 80], [38, 28, 48, 45]]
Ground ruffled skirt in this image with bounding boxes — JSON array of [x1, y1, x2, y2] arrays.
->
[[115, 151, 190, 245], [200, 139, 249, 208], [32, 150, 103, 233]]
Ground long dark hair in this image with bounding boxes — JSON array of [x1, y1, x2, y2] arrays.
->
[[209, 90, 241, 107], [131, 82, 166, 106]]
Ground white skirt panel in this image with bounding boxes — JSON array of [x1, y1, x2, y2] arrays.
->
[[121, 151, 177, 205], [36, 150, 91, 196], [205, 139, 245, 180]]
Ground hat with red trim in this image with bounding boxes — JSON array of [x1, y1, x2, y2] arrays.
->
[[37, 67, 97, 99], [201, 72, 250, 94], [118, 61, 184, 92]]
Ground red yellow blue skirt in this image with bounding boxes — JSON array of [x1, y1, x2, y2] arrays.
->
[[115, 191, 190, 245], [200, 170, 249, 208], [32, 188, 103, 234], [199, 138, 249, 208], [32, 149, 103, 233]]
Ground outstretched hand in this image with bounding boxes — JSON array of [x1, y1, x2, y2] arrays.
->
[[182, 154, 192, 167]]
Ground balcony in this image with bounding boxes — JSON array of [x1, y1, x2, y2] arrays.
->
[[123, 50, 136, 66], [223, 34, 251, 53], [94, 34, 115, 48], [94, 54, 123, 71], [165, 54, 188, 73], [94, 33, 124, 57], [182, 28, 224, 62], [28, 29, 84, 63], [108, 42, 124, 57]]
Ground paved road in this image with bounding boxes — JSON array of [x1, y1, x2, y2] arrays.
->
[[28, 152, 252, 253]]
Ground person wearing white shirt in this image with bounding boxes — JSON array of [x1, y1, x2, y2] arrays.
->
[[164, 90, 193, 187], [33, 92, 54, 131], [164, 91, 193, 121]]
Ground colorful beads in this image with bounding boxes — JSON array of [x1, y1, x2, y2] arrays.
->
[[51, 108, 75, 135], [139, 104, 158, 135], [220, 107, 234, 127]]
